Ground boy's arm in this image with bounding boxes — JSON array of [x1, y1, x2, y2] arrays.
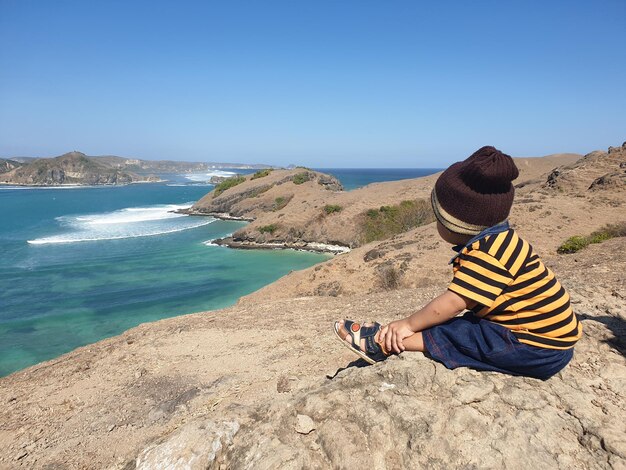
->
[[380, 290, 476, 354]]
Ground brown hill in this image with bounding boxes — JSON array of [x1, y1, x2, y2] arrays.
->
[[187, 154, 582, 255], [0, 151, 155, 186], [0, 146, 624, 469]]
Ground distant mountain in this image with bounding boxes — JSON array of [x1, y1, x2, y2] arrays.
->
[[0, 151, 276, 186], [93, 156, 273, 174], [0, 151, 158, 186]]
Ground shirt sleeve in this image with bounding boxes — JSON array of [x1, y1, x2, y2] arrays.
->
[[448, 248, 514, 308]]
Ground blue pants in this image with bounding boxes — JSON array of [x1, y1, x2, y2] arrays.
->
[[422, 313, 573, 380]]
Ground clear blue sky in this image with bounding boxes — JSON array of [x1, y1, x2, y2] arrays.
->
[[1, 1, 625, 167]]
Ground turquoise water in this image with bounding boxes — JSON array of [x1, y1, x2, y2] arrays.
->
[[0, 175, 329, 376], [0, 168, 438, 376]]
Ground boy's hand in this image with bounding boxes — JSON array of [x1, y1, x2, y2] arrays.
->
[[379, 319, 416, 354]]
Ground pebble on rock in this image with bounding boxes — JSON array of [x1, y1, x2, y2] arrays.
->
[[295, 414, 316, 435]]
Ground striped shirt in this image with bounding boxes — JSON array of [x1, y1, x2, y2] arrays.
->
[[448, 229, 582, 349]]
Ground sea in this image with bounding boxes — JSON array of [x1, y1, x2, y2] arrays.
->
[[0, 167, 439, 376]]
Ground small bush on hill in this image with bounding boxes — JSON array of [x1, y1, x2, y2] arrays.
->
[[378, 264, 401, 290], [213, 175, 246, 197], [323, 204, 342, 215], [273, 195, 293, 211], [292, 172, 311, 185], [251, 169, 273, 180], [359, 199, 434, 244], [258, 224, 278, 234], [557, 222, 626, 254]]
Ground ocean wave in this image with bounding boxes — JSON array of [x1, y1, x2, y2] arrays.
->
[[166, 183, 214, 187], [68, 204, 192, 225], [28, 203, 215, 245], [184, 170, 239, 182]]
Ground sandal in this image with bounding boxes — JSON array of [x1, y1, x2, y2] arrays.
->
[[333, 320, 390, 365]]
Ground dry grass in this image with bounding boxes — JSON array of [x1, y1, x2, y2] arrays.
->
[[359, 199, 434, 244]]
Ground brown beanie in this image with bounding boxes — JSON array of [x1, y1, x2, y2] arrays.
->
[[431, 146, 519, 235]]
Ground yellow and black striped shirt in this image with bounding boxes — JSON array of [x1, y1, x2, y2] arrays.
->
[[448, 229, 582, 350]]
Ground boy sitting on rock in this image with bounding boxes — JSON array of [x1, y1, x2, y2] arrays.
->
[[334, 146, 582, 380]]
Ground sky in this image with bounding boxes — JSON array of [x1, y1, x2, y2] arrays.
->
[[0, 1, 625, 168]]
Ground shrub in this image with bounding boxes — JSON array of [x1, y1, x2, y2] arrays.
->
[[273, 195, 293, 211], [557, 222, 626, 254], [323, 204, 342, 215], [258, 224, 278, 234], [251, 169, 273, 180], [359, 199, 434, 244], [213, 175, 246, 197], [557, 236, 589, 254], [292, 172, 310, 185], [378, 264, 401, 290]]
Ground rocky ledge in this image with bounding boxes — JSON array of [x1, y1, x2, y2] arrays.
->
[[208, 236, 351, 254]]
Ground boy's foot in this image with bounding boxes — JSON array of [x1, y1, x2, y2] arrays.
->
[[333, 320, 390, 364]]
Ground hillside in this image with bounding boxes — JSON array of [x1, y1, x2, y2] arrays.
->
[[0, 145, 624, 469], [186, 153, 581, 255], [0, 151, 157, 186], [0, 158, 23, 173]]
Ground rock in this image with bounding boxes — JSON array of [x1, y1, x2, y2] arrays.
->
[[217, 350, 626, 469], [295, 414, 316, 434], [209, 175, 229, 184], [589, 172, 626, 191], [317, 174, 343, 191], [545, 168, 561, 188], [136, 420, 239, 470]]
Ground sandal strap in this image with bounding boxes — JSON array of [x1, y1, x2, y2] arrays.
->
[[343, 320, 362, 352]]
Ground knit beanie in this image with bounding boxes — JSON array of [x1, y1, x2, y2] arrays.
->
[[431, 146, 519, 235]]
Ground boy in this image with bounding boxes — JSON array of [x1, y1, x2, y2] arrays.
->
[[334, 146, 581, 380]]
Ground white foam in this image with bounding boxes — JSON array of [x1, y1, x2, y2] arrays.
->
[[71, 204, 191, 225], [305, 242, 351, 254], [28, 203, 215, 245], [184, 170, 239, 182]]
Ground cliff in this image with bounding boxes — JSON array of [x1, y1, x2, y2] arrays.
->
[[0, 158, 23, 173], [0, 146, 624, 469]]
